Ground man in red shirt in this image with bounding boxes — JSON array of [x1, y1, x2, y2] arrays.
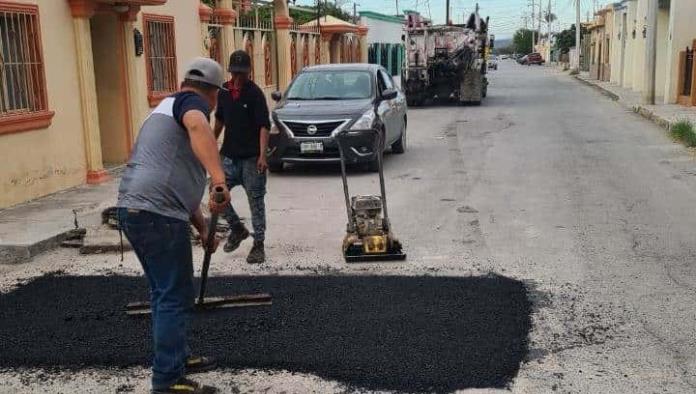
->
[[213, 50, 271, 264]]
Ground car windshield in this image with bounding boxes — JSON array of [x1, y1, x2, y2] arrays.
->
[[286, 70, 373, 100]]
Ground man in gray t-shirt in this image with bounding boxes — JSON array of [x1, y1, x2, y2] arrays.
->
[[117, 58, 230, 394]]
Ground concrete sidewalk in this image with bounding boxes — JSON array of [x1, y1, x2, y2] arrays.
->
[[0, 175, 119, 265], [574, 72, 696, 130]]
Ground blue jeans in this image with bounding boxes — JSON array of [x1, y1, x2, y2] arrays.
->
[[117, 208, 193, 390], [222, 156, 267, 242]]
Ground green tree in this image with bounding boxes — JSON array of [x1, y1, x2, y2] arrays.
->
[[224, 2, 353, 26], [544, 12, 557, 24], [554, 24, 588, 54], [513, 29, 535, 55]]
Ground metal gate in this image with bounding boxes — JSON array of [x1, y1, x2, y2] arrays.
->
[[682, 46, 693, 96]]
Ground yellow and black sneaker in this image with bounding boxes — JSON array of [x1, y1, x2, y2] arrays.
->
[[185, 355, 217, 375], [152, 377, 217, 394]]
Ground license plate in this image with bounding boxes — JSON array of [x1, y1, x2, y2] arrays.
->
[[300, 141, 323, 154]]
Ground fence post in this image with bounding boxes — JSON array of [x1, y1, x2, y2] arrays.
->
[[215, 0, 237, 72], [357, 25, 369, 63]]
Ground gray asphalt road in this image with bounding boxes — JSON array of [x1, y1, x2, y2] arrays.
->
[[2, 62, 696, 393]]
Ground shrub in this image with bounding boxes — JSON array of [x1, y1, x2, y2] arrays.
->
[[670, 120, 696, 147]]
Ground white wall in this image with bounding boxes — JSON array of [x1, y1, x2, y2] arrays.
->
[[631, 0, 647, 93], [360, 16, 403, 44], [655, 7, 670, 100], [610, 8, 624, 84], [622, 1, 637, 89]]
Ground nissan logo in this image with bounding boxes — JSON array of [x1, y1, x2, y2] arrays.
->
[[307, 125, 318, 135]]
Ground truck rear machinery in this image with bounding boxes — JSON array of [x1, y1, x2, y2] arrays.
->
[[403, 9, 493, 106]]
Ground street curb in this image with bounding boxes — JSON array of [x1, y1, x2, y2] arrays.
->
[[572, 75, 673, 131], [0, 231, 75, 265], [633, 106, 672, 131], [573, 75, 620, 101]]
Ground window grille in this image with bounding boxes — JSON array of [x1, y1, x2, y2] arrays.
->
[[143, 14, 177, 106], [0, 3, 47, 117]]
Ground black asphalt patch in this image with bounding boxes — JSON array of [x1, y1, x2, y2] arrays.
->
[[0, 274, 531, 393]]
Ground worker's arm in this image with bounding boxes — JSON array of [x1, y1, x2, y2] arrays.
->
[[214, 91, 225, 140], [255, 88, 272, 173], [190, 207, 219, 252], [183, 110, 230, 213], [257, 127, 269, 173], [213, 120, 224, 141]]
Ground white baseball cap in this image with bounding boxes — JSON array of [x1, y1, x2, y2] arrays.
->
[[184, 57, 226, 90]]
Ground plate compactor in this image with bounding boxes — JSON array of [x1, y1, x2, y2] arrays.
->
[[335, 128, 406, 263], [126, 187, 272, 316]]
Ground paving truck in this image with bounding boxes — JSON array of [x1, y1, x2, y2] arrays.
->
[[402, 10, 492, 106]]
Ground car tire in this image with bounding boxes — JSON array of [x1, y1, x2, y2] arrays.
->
[[268, 161, 284, 173], [392, 121, 407, 154], [366, 158, 380, 172]]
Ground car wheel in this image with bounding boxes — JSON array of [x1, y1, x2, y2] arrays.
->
[[268, 160, 284, 173], [366, 158, 380, 172], [391, 119, 407, 154]]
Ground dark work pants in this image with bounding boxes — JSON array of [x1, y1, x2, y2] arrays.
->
[[118, 208, 193, 390]]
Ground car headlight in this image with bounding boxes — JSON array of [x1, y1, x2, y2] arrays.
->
[[350, 109, 377, 130]]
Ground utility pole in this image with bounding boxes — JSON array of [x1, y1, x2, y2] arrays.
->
[[353, 2, 357, 24], [643, 0, 658, 104], [547, 0, 552, 62], [547, 0, 552, 35], [530, 0, 536, 51], [446, 0, 450, 24], [537, 0, 542, 45], [396, 0, 399, 15], [574, 0, 581, 72]]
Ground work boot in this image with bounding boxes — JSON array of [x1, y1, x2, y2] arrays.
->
[[223, 223, 250, 253], [246, 240, 265, 264], [151, 377, 217, 394], [185, 355, 217, 375]]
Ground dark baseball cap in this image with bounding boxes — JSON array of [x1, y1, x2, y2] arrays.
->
[[228, 50, 252, 73]]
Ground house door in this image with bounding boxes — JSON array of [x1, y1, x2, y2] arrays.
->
[[90, 13, 131, 166]]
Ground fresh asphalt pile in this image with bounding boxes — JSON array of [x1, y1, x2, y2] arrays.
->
[[0, 273, 532, 393]]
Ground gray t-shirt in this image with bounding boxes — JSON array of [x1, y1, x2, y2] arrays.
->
[[117, 92, 210, 221]]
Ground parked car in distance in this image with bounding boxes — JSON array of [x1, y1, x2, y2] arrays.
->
[[488, 56, 499, 70], [524, 52, 544, 65], [517, 55, 527, 64], [268, 64, 408, 172]]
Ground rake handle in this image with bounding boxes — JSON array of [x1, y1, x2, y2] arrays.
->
[[197, 187, 226, 306]]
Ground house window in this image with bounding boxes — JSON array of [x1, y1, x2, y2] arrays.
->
[[143, 14, 177, 107], [0, 2, 53, 135]]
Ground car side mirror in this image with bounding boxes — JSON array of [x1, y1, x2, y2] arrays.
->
[[271, 91, 282, 102], [381, 88, 398, 101]]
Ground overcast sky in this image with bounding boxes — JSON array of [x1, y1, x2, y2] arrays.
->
[[294, 0, 607, 39]]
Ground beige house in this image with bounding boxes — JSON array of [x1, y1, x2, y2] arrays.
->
[[601, 0, 693, 105], [0, 0, 203, 209], [0, 0, 368, 209], [588, 6, 613, 82]]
